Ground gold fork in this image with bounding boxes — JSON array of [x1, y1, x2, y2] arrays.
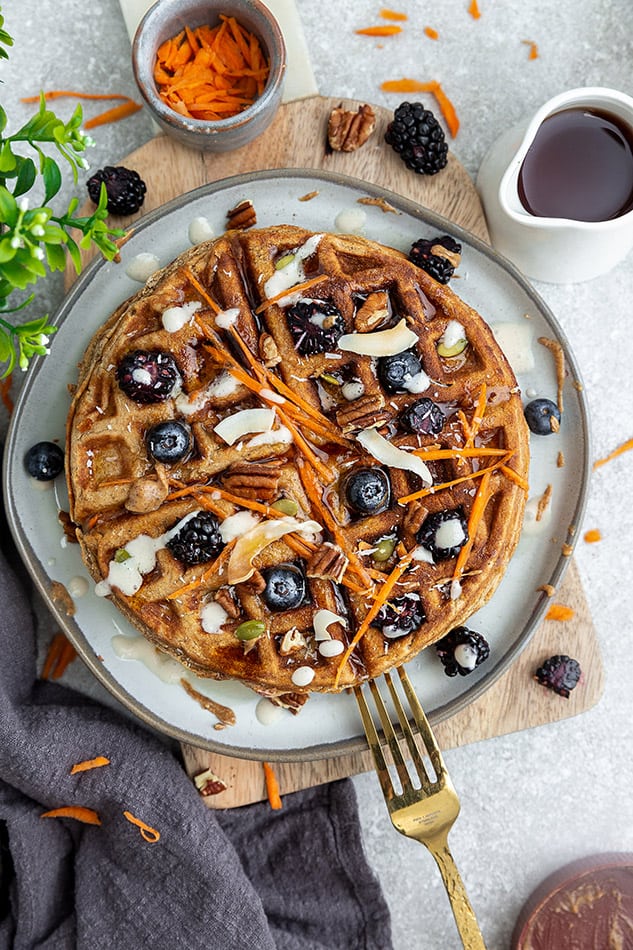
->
[[354, 667, 487, 950]]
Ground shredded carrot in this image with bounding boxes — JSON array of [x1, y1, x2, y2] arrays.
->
[[41, 632, 77, 680], [468, 0, 481, 19], [21, 90, 132, 103], [465, 384, 487, 448], [70, 756, 111, 774], [593, 437, 633, 470], [254, 274, 329, 313], [276, 408, 335, 486], [380, 79, 459, 137], [0, 373, 13, 415], [545, 603, 575, 622], [522, 39, 539, 60], [424, 26, 439, 40], [335, 550, 413, 687], [583, 528, 602, 543], [538, 337, 565, 414], [380, 8, 408, 20], [154, 17, 270, 122], [356, 25, 402, 36], [398, 454, 512, 505], [84, 99, 142, 129], [263, 761, 283, 810], [499, 464, 529, 492], [123, 810, 161, 843], [452, 469, 492, 583], [185, 266, 222, 314], [414, 446, 508, 462], [166, 538, 236, 600], [41, 805, 101, 825]]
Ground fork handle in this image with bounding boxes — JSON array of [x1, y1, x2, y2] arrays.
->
[[428, 841, 487, 950]]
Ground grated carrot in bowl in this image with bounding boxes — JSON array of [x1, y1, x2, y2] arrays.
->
[[154, 17, 270, 121]]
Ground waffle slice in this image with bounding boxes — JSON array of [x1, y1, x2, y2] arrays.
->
[[67, 225, 529, 697]]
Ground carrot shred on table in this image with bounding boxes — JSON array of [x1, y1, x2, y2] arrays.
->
[[593, 437, 633, 470], [41, 805, 101, 825], [380, 8, 408, 20], [380, 79, 460, 137], [468, 0, 482, 19], [522, 39, 539, 60], [452, 468, 492, 584], [583, 528, 602, 543], [262, 762, 283, 809], [335, 550, 413, 687], [21, 90, 132, 103], [84, 99, 142, 130], [254, 274, 329, 313], [123, 810, 161, 843], [70, 756, 111, 775], [20, 90, 142, 129], [154, 16, 270, 121], [0, 373, 13, 415], [356, 25, 403, 36], [424, 26, 439, 40], [545, 603, 575, 621]]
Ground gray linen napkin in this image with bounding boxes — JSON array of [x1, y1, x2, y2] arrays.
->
[[0, 530, 392, 949]]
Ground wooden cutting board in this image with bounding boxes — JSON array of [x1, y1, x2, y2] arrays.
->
[[65, 95, 603, 807]]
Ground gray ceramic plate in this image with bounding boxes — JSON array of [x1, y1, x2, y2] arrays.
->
[[3, 169, 590, 761]]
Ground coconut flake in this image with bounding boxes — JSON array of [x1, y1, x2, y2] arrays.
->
[[357, 428, 432, 486], [246, 425, 293, 448], [227, 518, 322, 585], [337, 319, 418, 357], [213, 408, 275, 445], [313, 608, 347, 642]]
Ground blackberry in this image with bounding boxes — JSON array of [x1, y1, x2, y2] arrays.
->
[[372, 592, 425, 639], [417, 508, 469, 560], [167, 512, 224, 566], [117, 350, 181, 403], [409, 235, 462, 283], [146, 420, 193, 464], [286, 299, 345, 356], [385, 102, 448, 175], [262, 564, 306, 611], [400, 397, 445, 435], [377, 349, 423, 392], [524, 398, 561, 435], [25, 441, 64, 481], [534, 655, 582, 698], [345, 467, 391, 515], [86, 166, 147, 216], [436, 626, 490, 677]]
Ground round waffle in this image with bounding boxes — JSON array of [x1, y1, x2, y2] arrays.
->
[[66, 225, 529, 697]]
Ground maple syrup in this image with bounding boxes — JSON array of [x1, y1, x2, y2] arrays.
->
[[517, 107, 633, 221]]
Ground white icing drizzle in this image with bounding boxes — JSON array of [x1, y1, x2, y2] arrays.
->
[[291, 666, 315, 687], [125, 252, 160, 282], [161, 300, 202, 333], [491, 321, 535, 374], [215, 308, 240, 329], [219, 510, 260, 543], [188, 216, 215, 244], [255, 698, 284, 725], [68, 576, 89, 598], [334, 207, 367, 234], [263, 234, 323, 301], [112, 634, 188, 685], [200, 601, 229, 634]]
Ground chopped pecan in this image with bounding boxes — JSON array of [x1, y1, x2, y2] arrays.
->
[[193, 766, 228, 797], [403, 501, 430, 539], [336, 393, 389, 433], [241, 569, 266, 594], [213, 587, 241, 619], [222, 461, 281, 502], [279, 627, 308, 656], [327, 103, 376, 152], [269, 691, 309, 714], [226, 199, 257, 230], [354, 291, 390, 332], [307, 542, 349, 582], [58, 509, 79, 544], [259, 332, 281, 367]]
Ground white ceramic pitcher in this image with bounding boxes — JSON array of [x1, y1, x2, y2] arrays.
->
[[477, 87, 633, 283]]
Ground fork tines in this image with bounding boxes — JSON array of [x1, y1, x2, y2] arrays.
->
[[354, 667, 446, 805]]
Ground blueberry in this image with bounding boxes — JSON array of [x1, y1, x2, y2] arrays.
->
[[345, 467, 391, 515], [25, 441, 64, 481], [400, 397, 444, 435], [372, 593, 425, 639], [524, 398, 561, 435], [146, 420, 192, 464], [417, 508, 469, 560], [166, 513, 224, 566], [377, 349, 422, 392], [262, 564, 306, 611]]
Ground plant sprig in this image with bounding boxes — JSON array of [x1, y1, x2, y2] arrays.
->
[[0, 7, 126, 379]]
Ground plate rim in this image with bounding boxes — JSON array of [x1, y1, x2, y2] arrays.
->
[[3, 166, 592, 761]]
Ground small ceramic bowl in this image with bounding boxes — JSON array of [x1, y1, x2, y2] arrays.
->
[[132, 0, 286, 153]]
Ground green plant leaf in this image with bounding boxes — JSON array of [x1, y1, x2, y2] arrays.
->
[[0, 140, 16, 173], [42, 155, 62, 202], [12, 156, 37, 197], [45, 242, 66, 272], [0, 185, 17, 225], [0, 105, 7, 133]]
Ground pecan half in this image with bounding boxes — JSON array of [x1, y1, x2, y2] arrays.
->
[[226, 199, 257, 230], [336, 393, 389, 433], [327, 103, 376, 152], [354, 291, 390, 333], [222, 461, 281, 501], [307, 541, 349, 583], [193, 767, 228, 797], [214, 587, 241, 619], [403, 500, 430, 539], [259, 332, 281, 367], [241, 569, 266, 594]]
